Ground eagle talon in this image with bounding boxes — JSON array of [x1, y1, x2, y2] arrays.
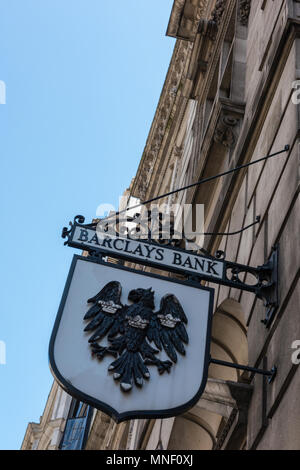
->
[[157, 360, 172, 374], [96, 351, 110, 360], [90, 344, 118, 360], [144, 358, 172, 374]]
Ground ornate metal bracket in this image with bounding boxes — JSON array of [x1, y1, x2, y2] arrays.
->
[[190, 246, 279, 327], [258, 247, 279, 328], [62, 215, 97, 246], [224, 246, 279, 323]]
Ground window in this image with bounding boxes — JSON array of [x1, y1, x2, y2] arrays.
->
[[59, 399, 93, 450]]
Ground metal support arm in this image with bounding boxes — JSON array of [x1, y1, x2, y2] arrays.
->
[[210, 357, 277, 384]]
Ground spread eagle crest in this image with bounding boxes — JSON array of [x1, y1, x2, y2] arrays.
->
[[83, 281, 189, 392]]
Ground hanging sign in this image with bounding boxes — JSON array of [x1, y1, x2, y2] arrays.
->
[[49, 255, 214, 422]]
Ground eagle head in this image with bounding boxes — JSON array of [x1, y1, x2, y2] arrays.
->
[[128, 287, 155, 310]]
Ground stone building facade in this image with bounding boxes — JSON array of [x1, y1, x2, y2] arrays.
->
[[22, 0, 300, 450]]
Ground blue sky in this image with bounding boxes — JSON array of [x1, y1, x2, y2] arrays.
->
[[0, 0, 174, 450]]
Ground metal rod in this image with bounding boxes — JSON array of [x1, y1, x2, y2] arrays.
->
[[210, 357, 277, 382], [197, 216, 260, 236], [139, 146, 289, 207], [99, 145, 289, 224]]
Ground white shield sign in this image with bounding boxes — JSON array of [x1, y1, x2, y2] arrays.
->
[[49, 255, 214, 422]]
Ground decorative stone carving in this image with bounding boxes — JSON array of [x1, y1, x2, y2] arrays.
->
[[173, 145, 183, 159], [239, 0, 251, 26], [214, 114, 239, 148], [170, 86, 178, 98], [209, 0, 251, 30], [132, 41, 191, 201], [211, 0, 227, 27]]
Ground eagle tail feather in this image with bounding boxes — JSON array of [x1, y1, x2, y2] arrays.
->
[[108, 351, 149, 392]]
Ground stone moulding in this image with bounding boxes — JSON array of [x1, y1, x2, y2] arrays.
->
[[211, 0, 227, 27], [132, 40, 192, 201], [166, 0, 186, 38], [198, 19, 218, 41], [166, 0, 209, 41]]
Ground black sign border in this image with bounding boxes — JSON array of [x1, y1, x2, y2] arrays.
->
[[49, 255, 214, 423]]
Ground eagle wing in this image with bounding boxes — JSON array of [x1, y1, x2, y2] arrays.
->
[[83, 281, 126, 342], [147, 294, 188, 363]]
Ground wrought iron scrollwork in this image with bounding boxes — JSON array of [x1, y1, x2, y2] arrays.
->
[[224, 255, 276, 297], [96, 211, 185, 249], [62, 222, 73, 245], [222, 247, 279, 327], [62, 215, 98, 245], [215, 250, 226, 260], [185, 247, 279, 326], [224, 263, 263, 288]]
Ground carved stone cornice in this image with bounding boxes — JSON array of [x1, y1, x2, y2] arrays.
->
[[166, 0, 185, 38], [166, 0, 209, 41], [131, 40, 192, 201]]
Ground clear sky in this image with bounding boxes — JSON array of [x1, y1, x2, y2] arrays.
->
[[0, 0, 174, 450]]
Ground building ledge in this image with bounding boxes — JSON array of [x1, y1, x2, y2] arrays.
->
[[166, 0, 209, 41]]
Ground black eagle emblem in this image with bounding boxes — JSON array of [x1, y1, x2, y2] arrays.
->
[[83, 282, 189, 392]]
